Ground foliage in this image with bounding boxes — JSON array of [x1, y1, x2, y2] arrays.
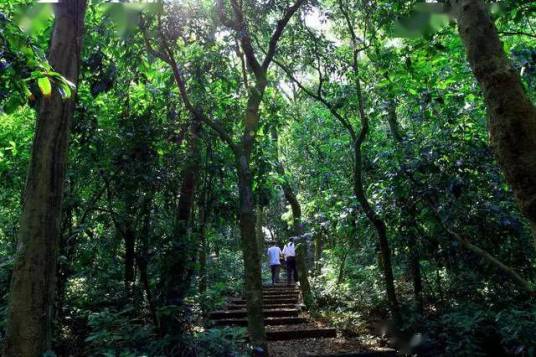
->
[[1, 0, 536, 355]]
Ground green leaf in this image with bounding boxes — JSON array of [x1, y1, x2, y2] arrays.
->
[[58, 83, 72, 99], [37, 76, 51, 97]]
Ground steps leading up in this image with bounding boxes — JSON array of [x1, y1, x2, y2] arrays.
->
[[210, 308, 299, 319], [209, 281, 391, 354], [266, 328, 337, 341], [212, 316, 307, 327], [227, 303, 298, 310], [298, 352, 397, 357], [229, 298, 299, 305]]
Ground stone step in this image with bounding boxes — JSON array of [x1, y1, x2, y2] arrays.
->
[[262, 294, 299, 299], [212, 316, 307, 327], [230, 298, 299, 305], [227, 303, 297, 310], [263, 289, 299, 294], [266, 328, 337, 341], [298, 352, 397, 357], [209, 309, 299, 319], [262, 291, 300, 297]]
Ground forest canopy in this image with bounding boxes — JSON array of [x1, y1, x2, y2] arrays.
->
[[0, 0, 535, 356]]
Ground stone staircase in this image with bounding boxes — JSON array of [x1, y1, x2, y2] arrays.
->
[[209, 283, 337, 341]]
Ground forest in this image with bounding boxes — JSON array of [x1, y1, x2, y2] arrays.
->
[[0, 0, 535, 356]]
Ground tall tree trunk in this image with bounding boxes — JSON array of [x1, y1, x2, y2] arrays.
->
[[237, 155, 266, 351], [407, 220, 423, 314], [451, 0, 536, 237], [385, 100, 424, 314], [137, 196, 159, 332], [256, 204, 265, 266], [162, 115, 202, 316], [315, 231, 324, 275], [198, 220, 208, 295], [198, 146, 213, 296], [336, 250, 350, 286], [124, 224, 136, 295], [353, 142, 401, 325], [4, 2, 87, 355]]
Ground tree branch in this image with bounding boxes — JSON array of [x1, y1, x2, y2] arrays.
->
[[143, 15, 240, 156], [272, 56, 356, 140], [261, 0, 307, 71], [498, 31, 536, 39]]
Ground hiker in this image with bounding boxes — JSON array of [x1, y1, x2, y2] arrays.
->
[[267, 241, 282, 285], [283, 238, 298, 285]]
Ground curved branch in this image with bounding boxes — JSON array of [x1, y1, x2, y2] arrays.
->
[[262, 0, 307, 71], [272, 56, 357, 140]]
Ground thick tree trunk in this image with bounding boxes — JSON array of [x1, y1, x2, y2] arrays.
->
[[237, 155, 267, 351], [451, 0, 536, 236], [4, 2, 86, 355]]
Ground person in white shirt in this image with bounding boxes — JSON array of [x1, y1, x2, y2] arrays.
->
[[282, 238, 298, 285], [267, 242, 282, 285]]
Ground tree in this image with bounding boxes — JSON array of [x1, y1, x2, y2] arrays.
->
[[4, 1, 87, 355], [449, 0, 536, 239], [274, 0, 402, 324]]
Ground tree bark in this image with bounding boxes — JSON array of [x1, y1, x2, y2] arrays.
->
[[353, 142, 401, 324], [315, 231, 324, 275], [162, 115, 202, 312], [256, 204, 265, 265], [123, 224, 136, 295], [4, 1, 87, 356], [384, 100, 424, 313], [451, 0, 536, 237], [237, 155, 266, 351]]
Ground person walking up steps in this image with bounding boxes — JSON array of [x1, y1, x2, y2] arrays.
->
[[267, 241, 282, 285], [283, 238, 298, 286]]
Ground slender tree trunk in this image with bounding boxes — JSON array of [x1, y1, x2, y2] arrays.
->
[[124, 224, 136, 295], [451, 0, 536, 237], [352, 143, 401, 324], [137, 197, 159, 332], [315, 231, 323, 274], [4, 2, 86, 355], [256, 204, 265, 266], [198, 146, 212, 296], [336, 250, 350, 286], [198, 222, 208, 295], [162, 115, 202, 314], [385, 100, 424, 313], [407, 233, 423, 314], [237, 155, 266, 351]]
